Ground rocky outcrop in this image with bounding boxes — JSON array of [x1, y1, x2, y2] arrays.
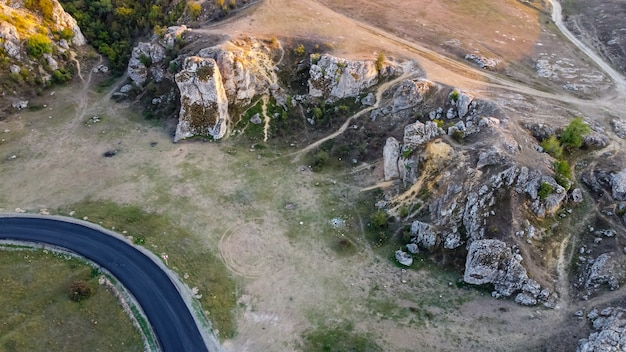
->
[[576, 253, 626, 294], [198, 39, 276, 107], [610, 169, 626, 201], [464, 53, 498, 70], [174, 57, 229, 141], [391, 79, 433, 118], [403, 121, 440, 149], [128, 42, 167, 86], [383, 137, 401, 181], [308, 54, 400, 101], [578, 307, 626, 352], [410, 220, 438, 250], [49, 0, 86, 46], [464, 239, 552, 304]]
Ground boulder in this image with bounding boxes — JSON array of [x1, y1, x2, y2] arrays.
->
[[127, 42, 167, 86], [174, 57, 230, 141], [308, 54, 399, 101], [395, 250, 413, 266], [11, 100, 28, 110], [383, 137, 400, 181], [464, 239, 529, 297], [454, 90, 474, 118], [403, 121, 439, 149], [613, 119, 626, 139], [391, 79, 433, 115], [577, 307, 626, 352], [584, 253, 620, 291], [464, 53, 498, 69], [410, 220, 438, 250], [611, 169, 626, 201], [361, 92, 375, 106], [160, 25, 188, 50]]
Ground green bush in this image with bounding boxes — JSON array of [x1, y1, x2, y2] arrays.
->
[[540, 135, 563, 159], [538, 182, 554, 200], [139, 54, 152, 67], [553, 160, 571, 189], [52, 69, 72, 83], [375, 52, 385, 72], [312, 107, 323, 120], [370, 210, 388, 229], [450, 89, 459, 102], [68, 280, 94, 302], [26, 34, 52, 58], [560, 117, 590, 149], [294, 44, 305, 56]]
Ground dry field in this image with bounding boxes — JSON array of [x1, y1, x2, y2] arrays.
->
[[2, 0, 626, 351]]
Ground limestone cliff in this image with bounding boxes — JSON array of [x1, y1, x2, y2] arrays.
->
[[174, 56, 230, 141]]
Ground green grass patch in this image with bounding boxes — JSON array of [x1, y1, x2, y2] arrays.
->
[[301, 321, 383, 352], [59, 200, 238, 339], [0, 249, 143, 351]]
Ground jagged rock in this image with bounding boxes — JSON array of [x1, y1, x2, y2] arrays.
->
[[453, 90, 474, 118], [406, 243, 419, 254], [383, 137, 400, 181], [403, 121, 439, 148], [446, 108, 456, 119], [524, 123, 556, 141], [308, 54, 399, 101], [583, 133, 609, 148], [119, 84, 133, 94], [613, 119, 626, 138], [199, 39, 276, 106], [584, 253, 620, 291], [577, 307, 626, 352], [160, 25, 188, 50], [11, 100, 28, 110], [43, 54, 58, 71], [127, 42, 167, 86], [571, 188, 584, 203], [250, 113, 262, 125], [477, 147, 507, 169], [174, 57, 229, 141], [1, 38, 20, 60], [464, 53, 498, 69], [361, 92, 375, 106], [410, 220, 438, 250], [610, 169, 626, 201], [58, 39, 69, 50], [515, 292, 537, 306], [49, 0, 86, 45], [464, 239, 529, 297], [397, 154, 418, 185], [0, 21, 19, 43], [391, 79, 433, 117], [395, 250, 413, 266]]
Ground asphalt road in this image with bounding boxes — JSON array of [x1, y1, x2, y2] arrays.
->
[[0, 216, 211, 352]]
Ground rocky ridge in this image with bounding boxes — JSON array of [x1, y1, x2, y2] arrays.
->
[[578, 307, 626, 351]]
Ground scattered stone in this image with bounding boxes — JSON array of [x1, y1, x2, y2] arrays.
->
[[15, 208, 26, 213], [250, 113, 263, 125], [571, 188, 584, 203], [9, 64, 20, 74], [464, 53, 498, 69], [395, 250, 413, 266], [406, 243, 419, 254], [11, 100, 28, 110], [577, 307, 626, 352]]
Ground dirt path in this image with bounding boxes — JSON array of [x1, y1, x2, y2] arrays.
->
[[288, 65, 417, 161]]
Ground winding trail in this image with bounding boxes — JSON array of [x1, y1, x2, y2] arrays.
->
[[288, 65, 417, 161]]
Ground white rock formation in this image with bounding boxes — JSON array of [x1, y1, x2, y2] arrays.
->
[[383, 137, 401, 181], [308, 54, 398, 101], [174, 57, 230, 141], [127, 42, 167, 86]]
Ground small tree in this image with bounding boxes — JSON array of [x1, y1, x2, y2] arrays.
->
[[370, 210, 388, 229], [68, 280, 94, 302], [560, 117, 590, 150], [188, 2, 202, 19]]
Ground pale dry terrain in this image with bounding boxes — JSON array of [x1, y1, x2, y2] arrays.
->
[[2, 0, 626, 351]]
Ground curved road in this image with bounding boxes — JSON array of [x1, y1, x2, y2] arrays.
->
[[0, 216, 214, 352]]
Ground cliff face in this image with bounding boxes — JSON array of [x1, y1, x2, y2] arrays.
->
[[174, 56, 230, 141], [0, 0, 85, 113]]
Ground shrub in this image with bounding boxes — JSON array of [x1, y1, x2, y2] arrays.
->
[[538, 182, 554, 200], [60, 28, 74, 40], [375, 52, 385, 72], [370, 210, 388, 229], [139, 54, 152, 67], [293, 44, 305, 56], [311, 52, 321, 64], [540, 135, 563, 159], [68, 280, 94, 302], [554, 159, 571, 189], [26, 34, 52, 58], [188, 1, 201, 19], [52, 69, 72, 83], [312, 107, 323, 120], [560, 117, 590, 149]]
